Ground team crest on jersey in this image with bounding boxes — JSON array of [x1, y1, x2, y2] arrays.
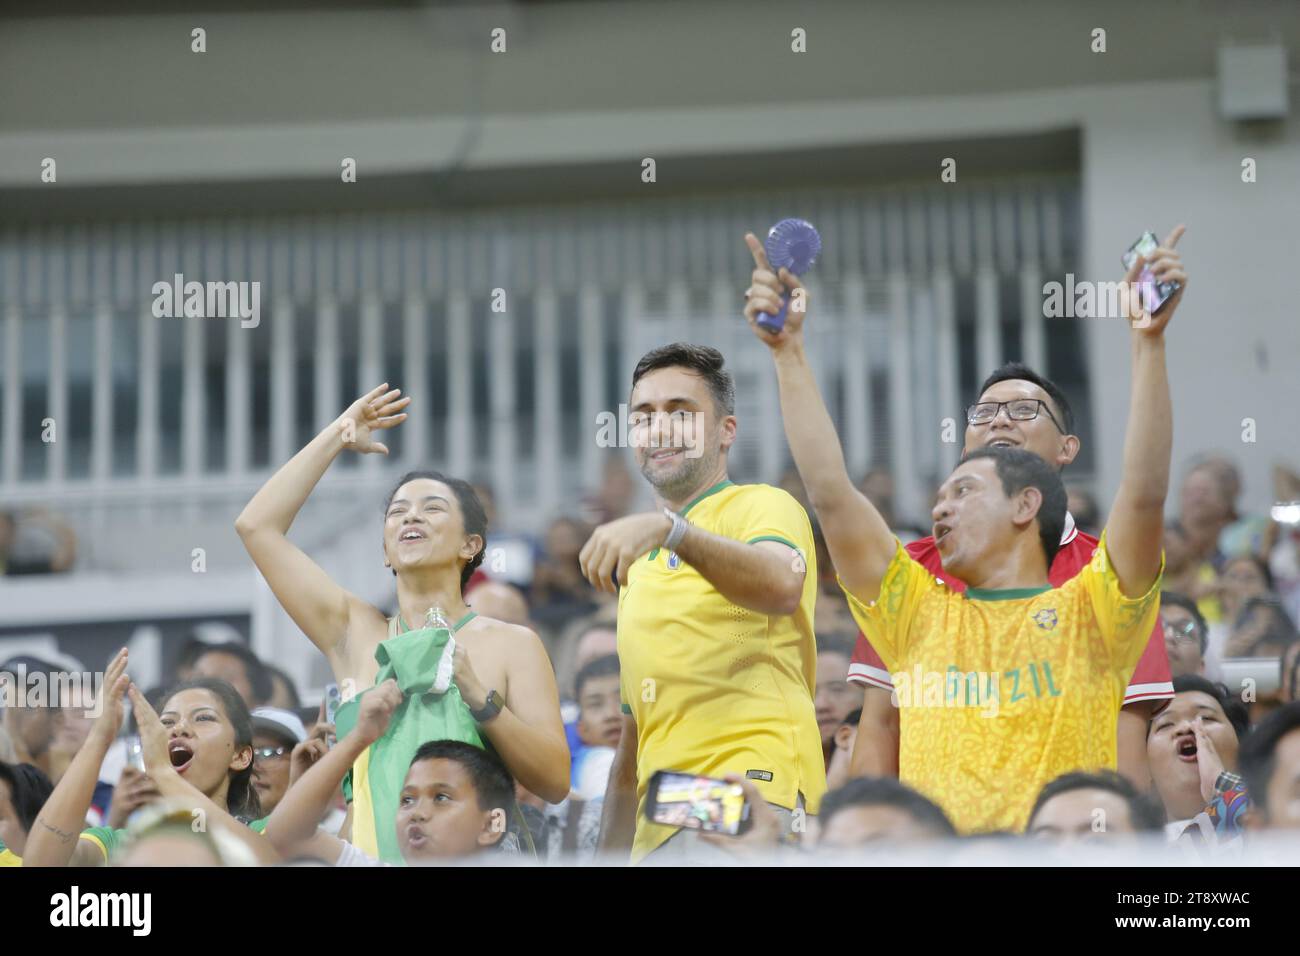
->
[[666, 551, 681, 570], [1032, 608, 1058, 631]]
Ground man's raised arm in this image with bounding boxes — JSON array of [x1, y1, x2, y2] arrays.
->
[[742, 233, 896, 603], [1104, 225, 1187, 597]]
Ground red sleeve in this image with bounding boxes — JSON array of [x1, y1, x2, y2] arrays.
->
[[847, 630, 893, 689], [846, 536, 946, 688], [1051, 533, 1173, 712], [1122, 615, 1173, 712]]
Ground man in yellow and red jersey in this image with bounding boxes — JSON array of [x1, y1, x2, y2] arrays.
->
[[742, 226, 1187, 832], [847, 362, 1174, 790], [580, 343, 825, 863]]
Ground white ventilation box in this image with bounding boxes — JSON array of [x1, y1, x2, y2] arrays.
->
[[1217, 44, 1289, 120]]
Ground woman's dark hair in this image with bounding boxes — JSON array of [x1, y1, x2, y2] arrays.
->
[[0, 761, 54, 835], [1239, 702, 1300, 819], [631, 343, 735, 416], [1223, 553, 1275, 593], [384, 471, 488, 593], [162, 678, 262, 823], [961, 446, 1068, 567], [1169, 674, 1251, 740]]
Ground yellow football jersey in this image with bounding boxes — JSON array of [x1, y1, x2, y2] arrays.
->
[[618, 480, 826, 862], [842, 530, 1161, 834]]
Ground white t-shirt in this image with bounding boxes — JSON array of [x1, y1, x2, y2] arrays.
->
[[334, 840, 391, 868]]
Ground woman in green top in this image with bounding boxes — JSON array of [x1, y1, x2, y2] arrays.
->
[[23, 649, 277, 866]]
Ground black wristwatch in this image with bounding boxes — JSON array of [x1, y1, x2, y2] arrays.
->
[[470, 689, 504, 724]]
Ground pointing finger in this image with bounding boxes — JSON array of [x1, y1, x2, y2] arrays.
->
[[1162, 224, 1186, 249], [745, 232, 772, 273]]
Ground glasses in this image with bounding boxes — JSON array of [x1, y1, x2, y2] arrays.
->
[[253, 746, 289, 763], [1162, 619, 1201, 646], [966, 399, 1065, 433]]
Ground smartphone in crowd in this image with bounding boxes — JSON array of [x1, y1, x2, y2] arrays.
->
[[644, 769, 752, 836], [1121, 231, 1181, 315], [126, 734, 146, 772], [323, 683, 342, 748]]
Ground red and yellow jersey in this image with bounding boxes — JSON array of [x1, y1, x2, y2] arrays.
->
[[848, 515, 1173, 711], [842, 531, 1161, 834]]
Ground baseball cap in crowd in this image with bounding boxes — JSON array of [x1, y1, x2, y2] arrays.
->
[[250, 707, 307, 745]]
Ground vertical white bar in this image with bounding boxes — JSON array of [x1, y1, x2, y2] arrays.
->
[[358, 294, 383, 475], [181, 301, 204, 478], [933, 272, 960, 469], [841, 274, 870, 479], [401, 294, 427, 466], [534, 287, 560, 518], [975, 270, 1000, 381], [1020, 266, 1046, 374], [446, 291, 471, 478], [226, 314, 250, 477], [888, 275, 919, 524], [580, 285, 605, 491], [91, 304, 113, 482], [489, 304, 515, 517], [47, 301, 67, 484], [137, 309, 159, 482], [314, 297, 339, 436], [270, 297, 294, 465], [3, 304, 21, 485]]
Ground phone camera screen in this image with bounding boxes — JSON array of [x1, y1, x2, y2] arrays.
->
[[651, 772, 747, 834]]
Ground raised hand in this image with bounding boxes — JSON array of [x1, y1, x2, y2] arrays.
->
[[1124, 224, 1187, 336], [356, 678, 402, 745], [334, 383, 411, 455], [743, 232, 809, 349], [88, 648, 131, 749], [127, 684, 173, 776]]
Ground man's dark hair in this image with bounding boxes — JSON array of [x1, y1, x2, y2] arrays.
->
[[263, 663, 302, 710], [0, 761, 54, 835], [818, 777, 957, 837], [977, 362, 1075, 436], [631, 343, 735, 416], [1169, 674, 1251, 740], [1160, 591, 1209, 656], [960, 446, 1068, 567], [1239, 702, 1300, 818], [194, 642, 273, 707], [410, 740, 514, 813], [1028, 770, 1165, 831], [384, 471, 488, 593], [574, 653, 620, 702], [816, 631, 857, 661]]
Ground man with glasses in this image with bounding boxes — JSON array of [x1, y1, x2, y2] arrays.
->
[[250, 707, 307, 815], [1159, 591, 1208, 678], [743, 225, 1186, 832], [846, 362, 1175, 789]]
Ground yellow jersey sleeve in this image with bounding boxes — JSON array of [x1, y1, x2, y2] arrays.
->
[[1079, 529, 1164, 676], [716, 484, 814, 556], [838, 539, 932, 671]]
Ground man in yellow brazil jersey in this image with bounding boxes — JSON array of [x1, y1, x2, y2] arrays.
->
[[741, 227, 1188, 833], [579, 342, 826, 863]]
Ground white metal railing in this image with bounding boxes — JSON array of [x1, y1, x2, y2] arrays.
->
[[0, 177, 1079, 564]]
